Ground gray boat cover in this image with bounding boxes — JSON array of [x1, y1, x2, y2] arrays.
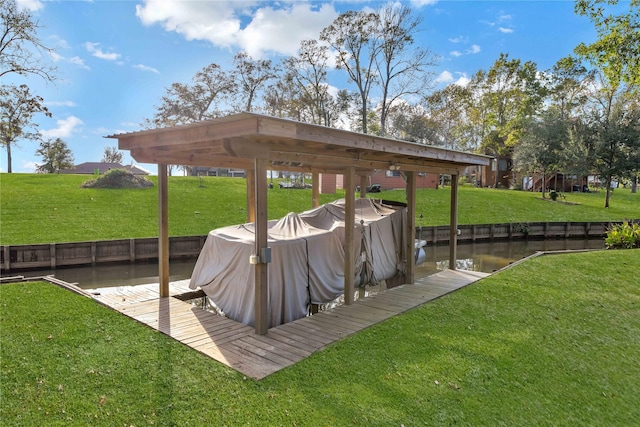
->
[[189, 198, 406, 327]]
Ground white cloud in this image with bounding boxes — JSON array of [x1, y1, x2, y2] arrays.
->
[[454, 73, 470, 87], [40, 116, 83, 139], [435, 70, 454, 84], [50, 51, 64, 62], [468, 44, 481, 54], [448, 36, 467, 44], [450, 50, 462, 57], [136, 1, 338, 57], [409, 0, 439, 7], [16, 0, 44, 11], [48, 35, 70, 50], [498, 27, 514, 34], [44, 100, 77, 107], [20, 161, 39, 173], [483, 11, 513, 28], [133, 64, 160, 74], [85, 42, 121, 61], [69, 56, 90, 70]]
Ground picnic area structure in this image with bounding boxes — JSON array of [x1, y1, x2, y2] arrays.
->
[[107, 112, 490, 335]]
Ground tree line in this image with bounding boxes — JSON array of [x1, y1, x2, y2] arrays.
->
[[2, 0, 638, 206], [142, 1, 638, 207]]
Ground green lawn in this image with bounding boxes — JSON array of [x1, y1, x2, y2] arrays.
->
[[0, 173, 638, 245], [1, 249, 639, 426]]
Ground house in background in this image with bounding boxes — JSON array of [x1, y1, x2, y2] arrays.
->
[[60, 162, 150, 175], [190, 167, 246, 177], [319, 170, 439, 194]]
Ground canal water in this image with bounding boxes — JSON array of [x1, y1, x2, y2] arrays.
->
[[8, 238, 605, 290]]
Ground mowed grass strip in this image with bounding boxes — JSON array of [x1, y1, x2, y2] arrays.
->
[[1, 249, 638, 426], [1, 173, 638, 245]]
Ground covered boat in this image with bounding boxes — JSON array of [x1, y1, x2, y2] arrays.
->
[[189, 198, 408, 327]]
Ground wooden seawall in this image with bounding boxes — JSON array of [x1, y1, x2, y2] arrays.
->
[[1, 220, 626, 273]]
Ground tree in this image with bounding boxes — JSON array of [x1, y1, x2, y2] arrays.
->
[[386, 101, 437, 144], [513, 107, 567, 196], [35, 138, 74, 173], [320, 10, 380, 134], [375, 4, 437, 136], [424, 84, 470, 150], [0, 0, 57, 82], [574, 0, 640, 89], [477, 54, 544, 157], [282, 39, 333, 125], [102, 146, 123, 164], [546, 56, 594, 120], [573, 76, 640, 207], [232, 51, 278, 112], [147, 63, 235, 128], [0, 84, 50, 172]]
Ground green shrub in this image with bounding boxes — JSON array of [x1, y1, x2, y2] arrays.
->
[[605, 221, 640, 249], [81, 168, 153, 189]]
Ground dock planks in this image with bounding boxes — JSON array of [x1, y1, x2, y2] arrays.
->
[[88, 269, 488, 380]]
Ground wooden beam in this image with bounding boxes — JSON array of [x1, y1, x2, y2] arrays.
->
[[295, 124, 490, 165], [246, 168, 255, 223], [254, 158, 269, 335], [312, 172, 320, 208], [344, 167, 355, 305], [130, 148, 253, 169], [116, 115, 258, 150], [158, 164, 169, 297], [269, 150, 466, 175], [449, 174, 459, 270], [405, 171, 416, 284]]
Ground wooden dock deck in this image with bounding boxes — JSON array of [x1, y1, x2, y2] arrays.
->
[[89, 269, 489, 379]]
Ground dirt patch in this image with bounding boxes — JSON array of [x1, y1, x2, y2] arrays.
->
[[81, 169, 154, 189]]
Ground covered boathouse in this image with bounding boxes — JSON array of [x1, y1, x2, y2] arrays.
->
[[107, 112, 491, 337]]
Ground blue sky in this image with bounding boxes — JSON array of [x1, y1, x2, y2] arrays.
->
[[3, 0, 599, 175]]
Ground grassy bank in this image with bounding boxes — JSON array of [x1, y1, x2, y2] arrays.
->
[[1, 249, 638, 425], [1, 173, 638, 245]]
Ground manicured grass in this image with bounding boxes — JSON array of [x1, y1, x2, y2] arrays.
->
[[2, 249, 639, 425], [1, 173, 638, 245]]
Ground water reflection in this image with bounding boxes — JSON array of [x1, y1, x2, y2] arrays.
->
[[417, 238, 605, 278], [10, 238, 605, 289], [14, 259, 197, 289]]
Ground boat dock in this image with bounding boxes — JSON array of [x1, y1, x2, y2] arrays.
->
[[87, 269, 489, 380]]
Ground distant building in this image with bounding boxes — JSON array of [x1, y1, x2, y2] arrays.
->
[[190, 167, 246, 177], [319, 170, 439, 194], [59, 162, 150, 175]]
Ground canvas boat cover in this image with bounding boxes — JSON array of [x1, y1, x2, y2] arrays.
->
[[189, 198, 407, 327]]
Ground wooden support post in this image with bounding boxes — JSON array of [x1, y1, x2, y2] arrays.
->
[[91, 242, 96, 265], [246, 168, 256, 223], [359, 175, 368, 198], [129, 239, 136, 263], [405, 171, 416, 284], [254, 158, 269, 335], [312, 172, 320, 208], [50, 243, 56, 269], [449, 174, 459, 270], [344, 167, 355, 305], [158, 164, 170, 297], [3, 246, 9, 271]]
